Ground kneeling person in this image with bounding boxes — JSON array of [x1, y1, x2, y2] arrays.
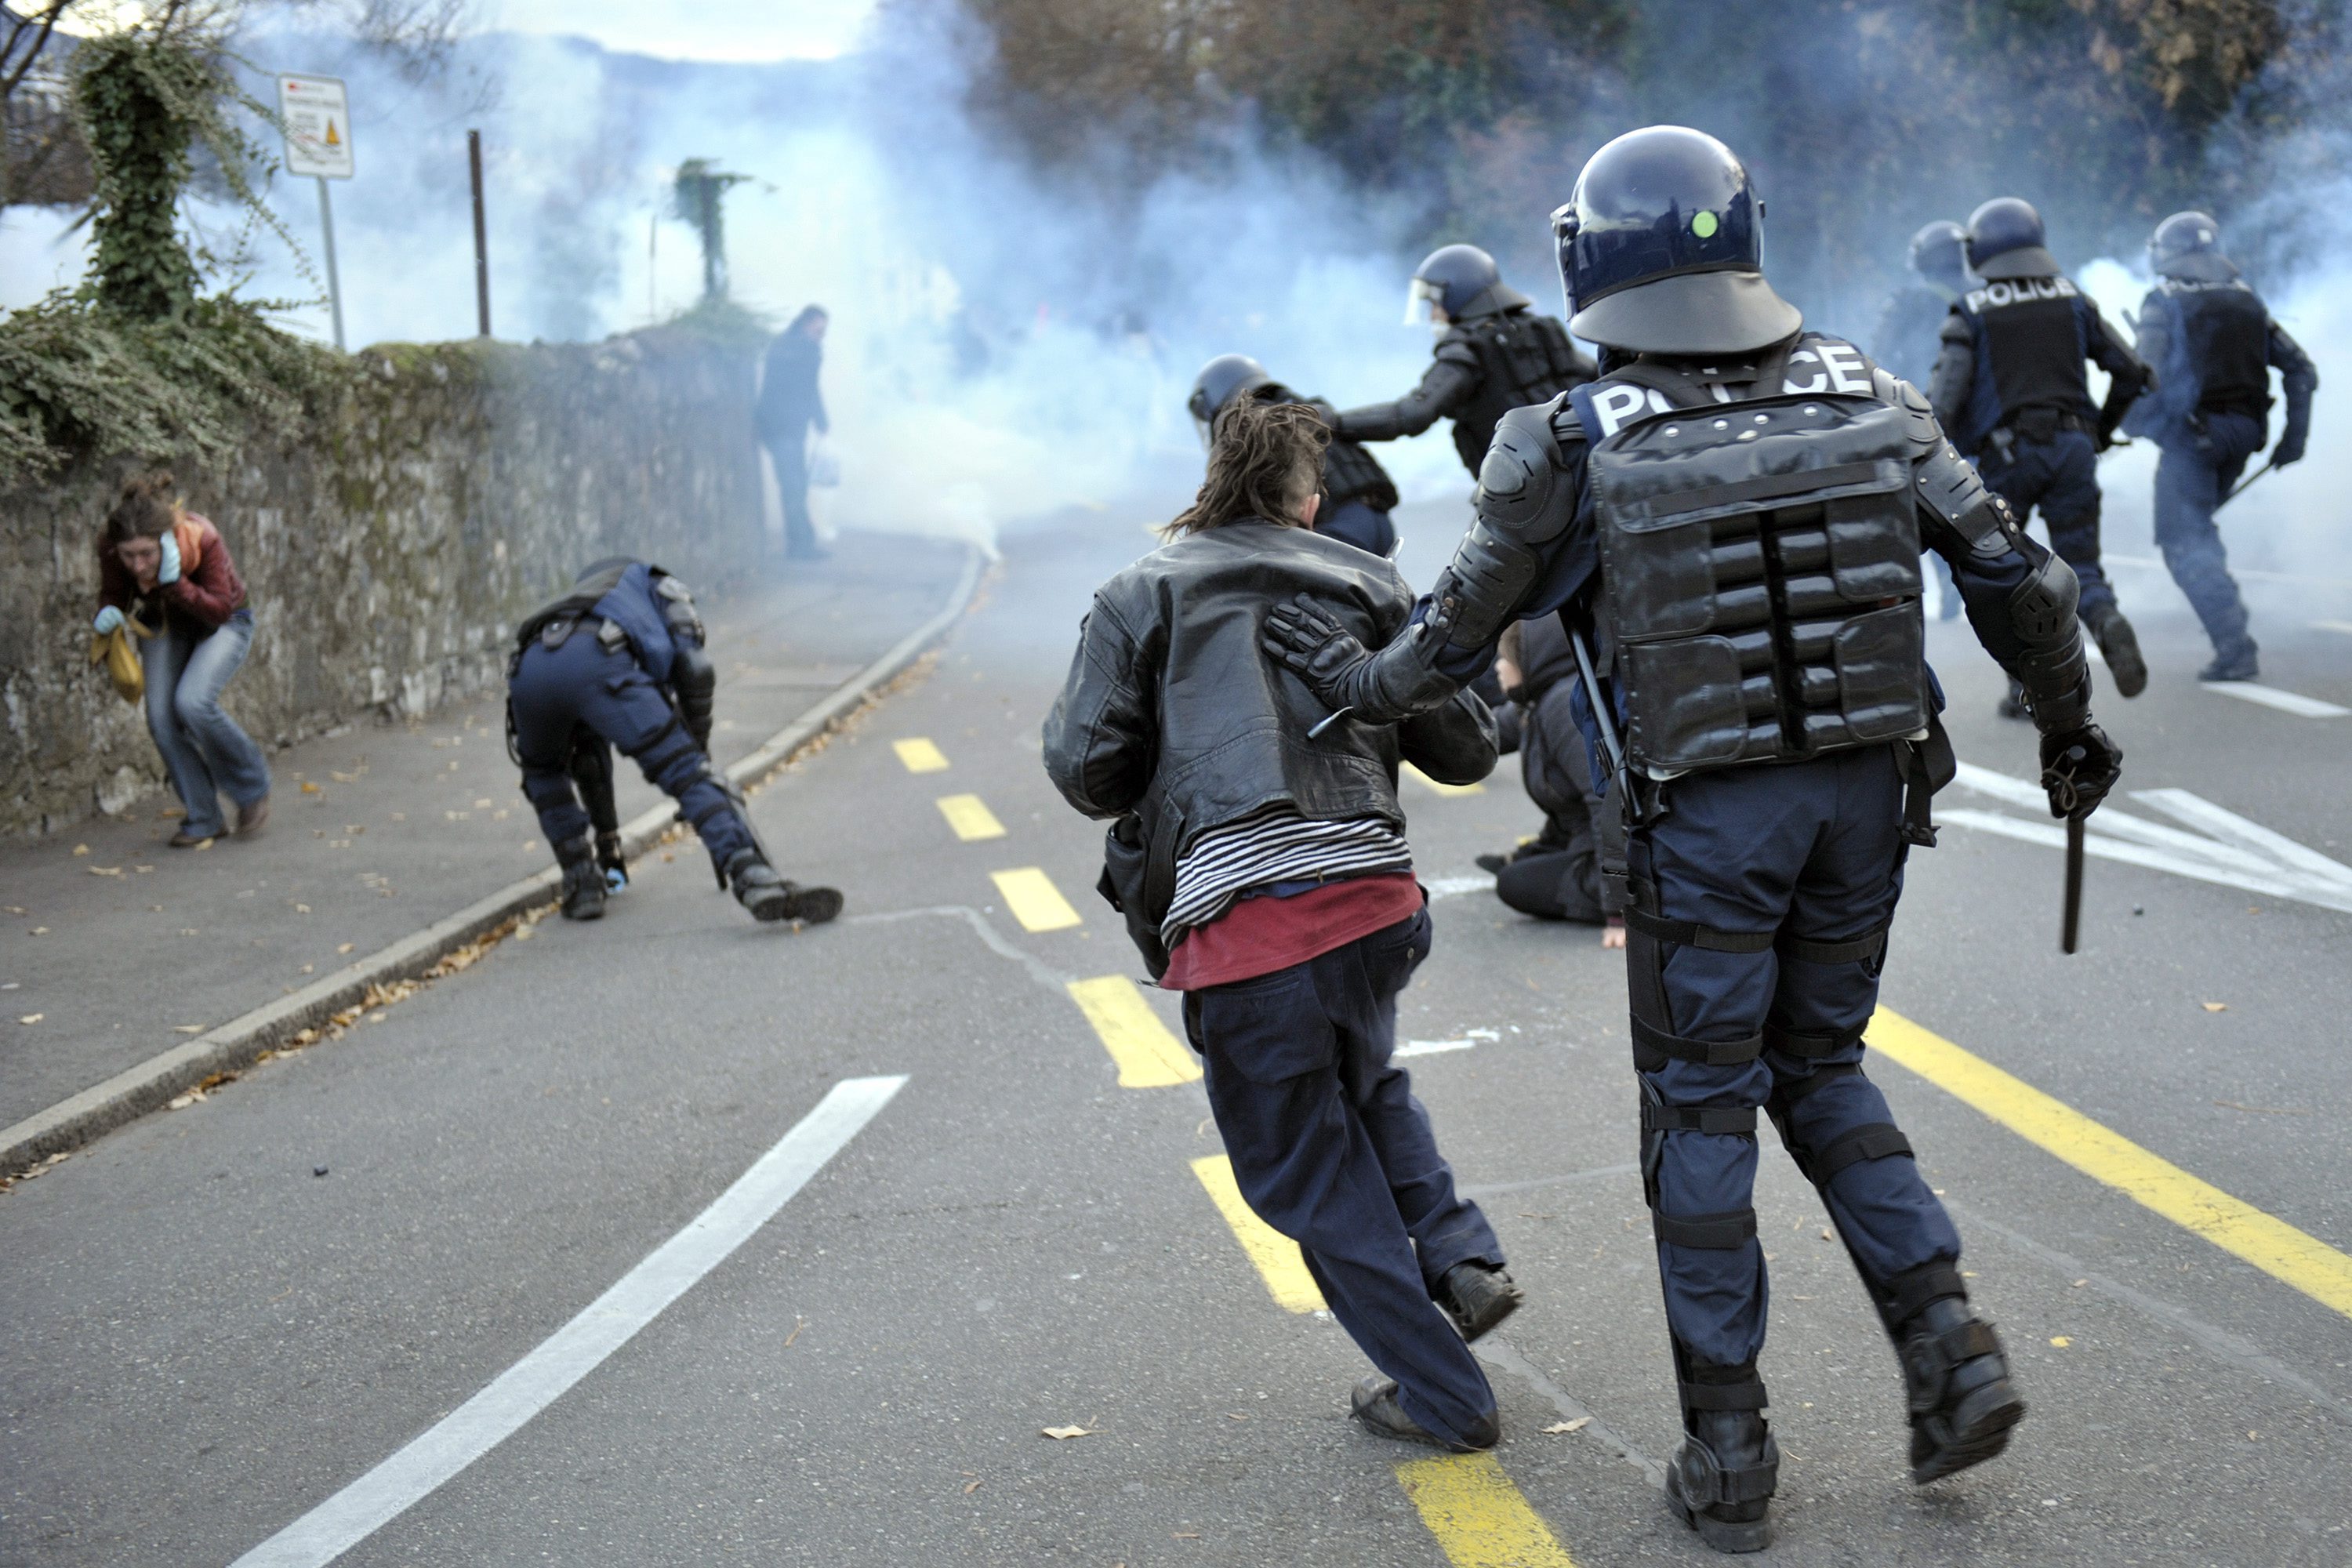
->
[[507, 557, 841, 925], [1043, 400, 1519, 1453]]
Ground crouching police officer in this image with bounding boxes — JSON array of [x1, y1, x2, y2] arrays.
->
[[1933, 197, 2154, 708], [1189, 354, 1402, 557], [506, 557, 843, 925], [2124, 212, 2318, 682], [1329, 244, 1595, 477], [1265, 126, 2123, 1552]]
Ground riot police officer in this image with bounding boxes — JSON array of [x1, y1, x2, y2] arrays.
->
[[1328, 244, 1596, 477], [2122, 212, 2318, 681], [1189, 354, 1402, 557], [1933, 197, 2154, 706], [506, 557, 843, 925], [1872, 221, 1973, 622], [1265, 125, 2123, 1552]]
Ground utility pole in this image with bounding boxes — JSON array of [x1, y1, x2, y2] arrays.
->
[[315, 176, 345, 350], [468, 129, 490, 338], [276, 74, 354, 350]]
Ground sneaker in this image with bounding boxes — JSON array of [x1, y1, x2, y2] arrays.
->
[[1436, 1261, 1523, 1342], [235, 794, 270, 837], [2198, 643, 2259, 683], [1348, 1375, 1496, 1452]]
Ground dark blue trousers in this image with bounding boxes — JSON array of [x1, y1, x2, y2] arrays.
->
[[1183, 908, 1502, 1446], [510, 631, 753, 874], [1626, 747, 1961, 1377], [1978, 430, 2114, 619], [2154, 411, 2265, 657], [1321, 499, 1398, 559]]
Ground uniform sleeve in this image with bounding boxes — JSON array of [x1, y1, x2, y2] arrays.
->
[[1041, 600, 1156, 819], [2084, 299, 2152, 445], [1330, 353, 1479, 441], [1927, 314, 1975, 437], [2270, 321, 2317, 456], [1396, 689, 1499, 787]]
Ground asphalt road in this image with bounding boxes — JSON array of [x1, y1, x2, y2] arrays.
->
[[4, 501, 2349, 1567]]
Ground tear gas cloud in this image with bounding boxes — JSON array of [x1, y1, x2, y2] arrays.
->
[[1, 1, 2347, 607]]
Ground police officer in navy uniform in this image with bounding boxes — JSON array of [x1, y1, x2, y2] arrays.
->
[[1872, 220, 1973, 622], [1265, 126, 2123, 1552], [506, 557, 843, 925], [1932, 197, 2154, 710], [1328, 244, 1596, 477], [1189, 354, 1402, 557], [2123, 212, 2318, 682]]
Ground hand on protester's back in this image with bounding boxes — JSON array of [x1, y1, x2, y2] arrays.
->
[[1262, 594, 1372, 709]]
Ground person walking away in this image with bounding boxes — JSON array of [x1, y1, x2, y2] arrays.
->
[[1328, 245, 1595, 478], [1265, 126, 2125, 1550], [506, 557, 842, 926], [1871, 220, 1974, 620], [1931, 198, 2153, 712], [93, 473, 270, 846], [1043, 397, 1522, 1454], [2122, 211, 2317, 683], [1189, 354, 1402, 557], [1477, 615, 1627, 944], [757, 305, 831, 561]]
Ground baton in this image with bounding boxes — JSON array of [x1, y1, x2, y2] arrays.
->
[[1568, 623, 1642, 826], [2217, 459, 2274, 510], [2061, 815, 2085, 954]]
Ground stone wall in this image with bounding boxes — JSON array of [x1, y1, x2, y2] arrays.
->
[[0, 328, 764, 837]]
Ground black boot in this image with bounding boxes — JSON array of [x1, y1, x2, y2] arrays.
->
[[2086, 605, 2148, 698], [1436, 1261, 1523, 1342], [554, 834, 605, 921], [1900, 1295, 2027, 1483], [1665, 1406, 1779, 1554], [2198, 638, 2259, 683], [1348, 1375, 1497, 1452], [723, 848, 844, 925]]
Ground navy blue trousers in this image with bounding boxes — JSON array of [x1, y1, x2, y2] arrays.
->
[[1183, 908, 1503, 1446], [510, 632, 753, 874], [2154, 411, 2265, 656], [1979, 430, 2114, 619], [1626, 747, 1961, 1373], [1321, 499, 1398, 559]]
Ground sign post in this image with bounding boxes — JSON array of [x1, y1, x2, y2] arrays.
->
[[277, 74, 354, 350]]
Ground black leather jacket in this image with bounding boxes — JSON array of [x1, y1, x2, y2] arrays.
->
[[1044, 521, 1497, 930]]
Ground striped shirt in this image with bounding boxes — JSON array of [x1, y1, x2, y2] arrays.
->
[[1162, 807, 1412, 942]]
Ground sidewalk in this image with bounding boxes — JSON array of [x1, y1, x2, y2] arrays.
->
[[0, 532, 975, 1136]]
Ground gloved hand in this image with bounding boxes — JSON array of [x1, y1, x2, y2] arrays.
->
[[1263, 591, 1459, 728], [157, 529, 181, 586], [1262, 594, 1376, 712], [2038, 723, 2122, 821], [93, 606, 125, 635], [2271, 436, 2306, 468]]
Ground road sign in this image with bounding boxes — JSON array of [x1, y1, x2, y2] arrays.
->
[[277, 74, 353, 180]]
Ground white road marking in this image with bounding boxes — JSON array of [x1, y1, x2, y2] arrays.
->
[[2203, 681, 2349, 719], [1398, 1027, 1499, 1058], [230, 1076, 909, 1568], [2314, 619, 2352, 637], [1943, 764, 2352, 916], [1424, 874, 1497, 902]]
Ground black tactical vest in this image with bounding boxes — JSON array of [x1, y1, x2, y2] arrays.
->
[[1571, 341, 1929, 775], [2171, 279, 2270, 419], [1453, 311, 1592, 472], [1961, 275, 2089, 426], [1319, 434, 1400, 514]]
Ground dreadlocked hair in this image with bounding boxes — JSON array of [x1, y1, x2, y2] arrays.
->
[[1162, 396, 1328, 539]]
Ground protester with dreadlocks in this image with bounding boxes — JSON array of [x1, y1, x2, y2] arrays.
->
[[1043, 397, 1522, 1454]]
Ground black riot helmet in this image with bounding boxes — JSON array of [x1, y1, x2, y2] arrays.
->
[[1551, 125, 1802, 356], [1404, 243, 1530, 325], [1907, 220, 1970, 291], [2149, 210, 2237, 283], [1964, 197, 2059, 280], [1187, 353, 1277, 446]]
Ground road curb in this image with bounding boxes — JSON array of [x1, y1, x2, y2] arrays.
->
[[0, 543, 985, 1179]]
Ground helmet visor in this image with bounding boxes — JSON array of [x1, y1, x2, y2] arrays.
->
[[1403, 276, 1445, 328]]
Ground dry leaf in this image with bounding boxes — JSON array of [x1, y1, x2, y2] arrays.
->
[[1541, 1417, 1592, 1435], [2049, 1336, 2072, 1348], [338, 942, 355, 954], [1040, 1425, 1094, 1440], [29, 926, 48, 935], [89, 866, 123, 877], [962, 1479, 981, 1495], [300, 782, 322, 794], [294, 903, 311, 914], [2201, 1001, 2227, 1013], [172, 1025, 205, 1035], [71, 843, 89, 856], [17, 1014, 42, 1025]]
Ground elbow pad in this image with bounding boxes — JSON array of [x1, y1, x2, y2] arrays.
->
[[670, 641, 717, 747], [1909, 424, 2016, 557], [2008, 551, 2092, 734], [654, 571, 707, 645]]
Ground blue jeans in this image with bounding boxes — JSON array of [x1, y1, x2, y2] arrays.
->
[[2153, 411, 2266, 656], [142, 609, 270, 837]]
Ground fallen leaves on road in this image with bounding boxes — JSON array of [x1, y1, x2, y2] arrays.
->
[[1040, 1425, 1094, 1440], [2049, 1336, 2072, 1348], [17, 1014, 42, 1025], [0, 1149, 72, 1192], [168, 1071, 237, 1110], [338, 942, 355, 954], [962, 1480, 981, 1495], [301, 782, 321, 794], [1541, 1418, 1592, 1435], [2201, 1001, 2228, 1012], [172, 1025, 205, 1035], [89, 866, 122, 877], [784, 1316, 808, 1348], [71, 844, 88, 856]]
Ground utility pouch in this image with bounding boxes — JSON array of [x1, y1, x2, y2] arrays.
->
[[1097, 814, 1170, 982]]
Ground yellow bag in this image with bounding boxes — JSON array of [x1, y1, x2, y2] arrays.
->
[[89, 610, 154, 706]]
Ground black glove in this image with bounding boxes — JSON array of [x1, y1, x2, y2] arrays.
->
[[2270, 436, 2305, 468], [1261, 592, 1463, 728], [1262, 595, 1377, 711], [2038, 723, 2122, 821]]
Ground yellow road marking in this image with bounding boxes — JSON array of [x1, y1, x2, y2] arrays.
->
[[1395, 1451, 1579, 1567], [893, 737, 949, 773], [1405, 762, 1485, 797], [1871, 1007, 2352, 1320], [935, 793, 1006, 841], [1190, 1155, 1324, 1312], [1066, 976, 1200, 1087], [990, 866, 1081, 932]]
